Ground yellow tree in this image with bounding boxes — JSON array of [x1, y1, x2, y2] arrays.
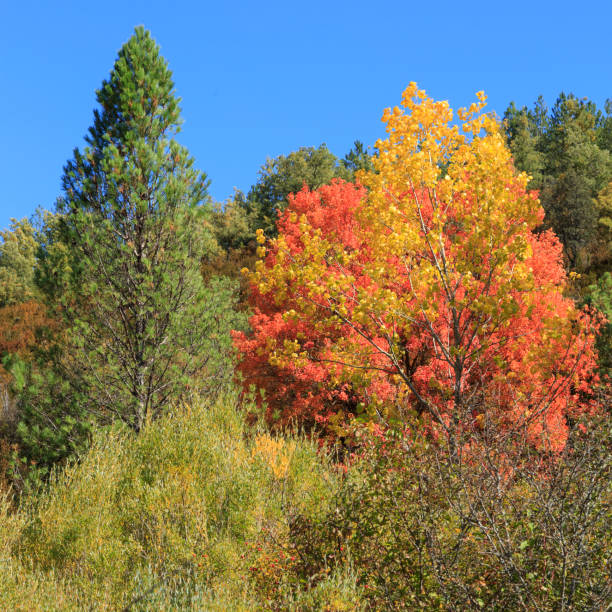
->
[[244, 84, 599, 451]]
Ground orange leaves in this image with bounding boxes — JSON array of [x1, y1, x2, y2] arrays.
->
[[0, 300, 54, 383], [235, 85, 600, 450], [233, 181, 368, 431]]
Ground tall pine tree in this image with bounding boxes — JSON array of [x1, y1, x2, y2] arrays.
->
[[37, 27, 240, 433]]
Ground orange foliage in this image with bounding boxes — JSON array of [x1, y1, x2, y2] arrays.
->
[[0, 300, 53, 383], [234, 182, 366, 431], [234, 85, 601, 450]]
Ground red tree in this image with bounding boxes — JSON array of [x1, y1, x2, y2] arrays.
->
[[233, 181, 368, 431], [234, 86, 600, 450]]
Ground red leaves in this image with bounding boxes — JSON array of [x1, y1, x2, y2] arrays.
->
[[233, 181, 366, 431], [235, 174, 600, 450]]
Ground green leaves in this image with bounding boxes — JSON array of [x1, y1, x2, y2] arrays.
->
[[0, 218, 38, 308], [242, 144, 352, 240]]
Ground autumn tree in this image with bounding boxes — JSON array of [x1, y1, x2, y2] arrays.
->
[[236, 84, 599, 450], [0, 217, 42, 384], [0, 217, 48, 420], [234, 181, 367, 430], [0, 217, 59, 485], [31, 27, 242, 436]]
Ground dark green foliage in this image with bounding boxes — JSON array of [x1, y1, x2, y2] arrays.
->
[[540, 168, 598, 269], [504, 98, 547, 187], [33, 27, 243, 435], [504, 93, 612, 272], [6, 352, 92, 485], [585, 272, 612, 380], [597, 99, 612, 153], [214, 142, 373, 261], [241, 144, 352, 238], [594, 180, 612, 270], [342, 140, 375, 175]]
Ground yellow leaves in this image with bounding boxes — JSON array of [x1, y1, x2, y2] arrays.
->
[[282, 309, 298, 322], [250, 83, 552, 388], [251, 434, 295, 480]]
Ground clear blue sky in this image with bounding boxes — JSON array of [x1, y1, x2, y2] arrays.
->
[[1, 0, 611, 228]]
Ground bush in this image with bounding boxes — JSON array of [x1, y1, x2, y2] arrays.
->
[[0, 389, 350, 610], [290, 417, 611, 610]]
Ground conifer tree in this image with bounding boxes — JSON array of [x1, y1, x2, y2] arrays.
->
[[504, 94, 612, 272], [242, 144, 351, 239], [36, 27, 240, 433]]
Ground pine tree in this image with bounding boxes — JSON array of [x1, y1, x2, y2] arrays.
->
[[505, 94, 612, 272], [37, 27, 240, 433]]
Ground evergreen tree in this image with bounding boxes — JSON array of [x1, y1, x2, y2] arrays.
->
[[342, 140, 375, 175], [503, 99, 546, 187], [34, 27, 241, 434], [539, 169, 598, 269], [242, 144, 351, 238], [505, 93, 612, 273]]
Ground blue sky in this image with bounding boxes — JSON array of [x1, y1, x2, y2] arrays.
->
[[1, 0, 611, 228]]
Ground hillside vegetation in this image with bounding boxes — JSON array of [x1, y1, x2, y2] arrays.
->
[[0, 27, 610, 611], [0, 392, 363, 610]]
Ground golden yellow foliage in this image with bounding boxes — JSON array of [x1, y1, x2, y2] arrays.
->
[[252, 433, 296, 480]]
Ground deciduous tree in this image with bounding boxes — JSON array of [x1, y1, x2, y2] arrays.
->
[[241, 144, 351, 239], [237, 84, 600, 450], [0, 218, 38, 308]]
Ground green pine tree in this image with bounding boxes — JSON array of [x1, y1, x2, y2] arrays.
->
[[242, 144, 351, 238], [35, 27, 242, 434], [342, 140, 375, 175], [503, 99, 547, 188], [505, 93, 612, 273]]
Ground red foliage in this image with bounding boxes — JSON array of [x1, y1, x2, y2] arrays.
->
[[233, 181, 367, 430], [234, 181, 600, 449]]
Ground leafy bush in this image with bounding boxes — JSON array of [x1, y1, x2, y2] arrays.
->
[[0, 390, 352, 610], [289, 417, 611, 610]]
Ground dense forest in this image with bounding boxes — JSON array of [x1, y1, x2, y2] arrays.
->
[[0, 28, 610, 610]]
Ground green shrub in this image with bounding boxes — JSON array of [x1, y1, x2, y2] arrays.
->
[[0, 389, 348, 610]]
